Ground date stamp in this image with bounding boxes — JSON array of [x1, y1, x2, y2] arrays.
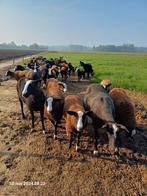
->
[[9, 181, 46, 186]]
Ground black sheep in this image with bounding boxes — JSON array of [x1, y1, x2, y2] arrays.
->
[[17, 77, 46, 133]]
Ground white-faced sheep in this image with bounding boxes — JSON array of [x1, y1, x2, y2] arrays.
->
[[44, 79, 67, 138], [63, 95, 92, 151]]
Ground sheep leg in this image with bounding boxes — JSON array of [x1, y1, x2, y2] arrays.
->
[[19, 98, 25, 119], [54, 122, 58, 139], [76, 132, 82, 151], [30, 110, 35, 132], [40, 108, 45, 134], [93, 128, 99, 155], [114, 133, 122, 155], [69, 132, 74, 149]]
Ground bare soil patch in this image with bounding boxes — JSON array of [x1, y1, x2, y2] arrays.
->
[[0, 68, 147, 195]]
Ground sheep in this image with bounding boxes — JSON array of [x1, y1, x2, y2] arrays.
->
[[109, 88, 137, 137], [48, 65, 60, 78], [39, 65, 49, 85], [67, 63, 75, 77], [44, 79, 67, 138], [79, 61, 94, 79], [75, 67, 85, 81], [25, 66, 49, 86], [14, 65, 26, 71], [100, 79, 112, 92], [5, 70, 29, 81], [17, 77, 46, 133], [59, 63, 68, 82], [83, 84, 129, 155], [63, 95, 92, 150]]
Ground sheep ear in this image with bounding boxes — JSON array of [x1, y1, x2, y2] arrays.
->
[[67, 111, 77, 116]]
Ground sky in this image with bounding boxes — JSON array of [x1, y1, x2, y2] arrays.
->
[[0, 0, 147, 47]]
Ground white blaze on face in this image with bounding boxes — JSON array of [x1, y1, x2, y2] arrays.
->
[[63, 83, 67, 92], [112, 123, 118, 138], [47, 97, 53, 112], [22, 80, 33, 96], [102, 84, 106, 89], [131, 129, 137, 136], [58, 67, 61, 73], [77, 111, 84, 131], [48, 69, 52, 75], [34, 63, 37, 72]]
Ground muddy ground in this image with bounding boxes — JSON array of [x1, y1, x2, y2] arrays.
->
[[0, 67, 147, 196]]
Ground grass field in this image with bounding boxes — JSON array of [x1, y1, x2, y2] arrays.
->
[[42, 51, 147, 93]]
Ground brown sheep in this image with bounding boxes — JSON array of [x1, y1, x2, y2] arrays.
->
[[63, 95, 92, 151], [59, 63, 68, 82], [44, 79, 67, 138], [48, 65, 60, 78], [5, 70, 29, 81], [109, 88, 137, 137]]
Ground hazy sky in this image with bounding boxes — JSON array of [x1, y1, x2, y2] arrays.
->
[[0, 0, 147, 46]]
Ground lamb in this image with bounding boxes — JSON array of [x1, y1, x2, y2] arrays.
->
[[5, 70, 29, 81], [63, 95, 92, 150], [44, 79, 67, 138], [83, 84, 129, 155], [109, 88, 137, 137], [17, 77, 46, 133], [60, 63, 68, 82]]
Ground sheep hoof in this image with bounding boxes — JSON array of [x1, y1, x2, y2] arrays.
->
[[42, 130, 45, 134], [76, 145, 81, 151], [93, 150, 99, 155]]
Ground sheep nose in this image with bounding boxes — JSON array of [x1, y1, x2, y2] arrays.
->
[[47, 108, 52, 112]]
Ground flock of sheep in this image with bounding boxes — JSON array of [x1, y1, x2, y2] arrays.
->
[[5, 56, 138, 157]]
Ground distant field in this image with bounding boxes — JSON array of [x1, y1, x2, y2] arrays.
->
[[42, 51, 147, 93], [0, 49, 42, 61]]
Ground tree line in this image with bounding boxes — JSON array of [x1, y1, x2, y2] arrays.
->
[[48, 44, 147, 52], [0, 42, 48, 50], [0, 42, 147, 52]]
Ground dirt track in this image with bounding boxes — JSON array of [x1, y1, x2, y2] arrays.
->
[[0, 69, 147, 195]]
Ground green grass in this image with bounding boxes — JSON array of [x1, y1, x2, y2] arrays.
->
[[32, 51, 147, 92]]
